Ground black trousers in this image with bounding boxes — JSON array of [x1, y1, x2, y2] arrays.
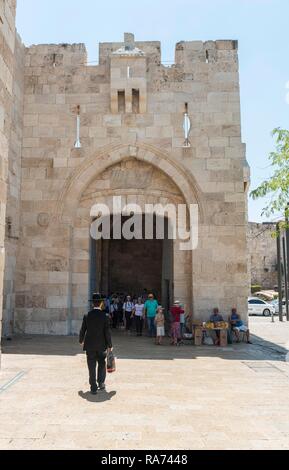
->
[[135, 316, 144, 335], [112, 311, 118, 329], [86, 351, 107, 388], [118, 310, 124, 325], [125, 311, 132, 330]]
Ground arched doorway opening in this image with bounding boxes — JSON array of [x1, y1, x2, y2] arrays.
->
[[69, 155, 195, 333], [89, 214, 174, 313]]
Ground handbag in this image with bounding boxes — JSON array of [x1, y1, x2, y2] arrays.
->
[[203, 334, 214, 346], [107, 351, 116, 373]]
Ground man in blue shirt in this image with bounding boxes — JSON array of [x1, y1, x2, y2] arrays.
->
[[144, 293, 158, 337], [210, 308, 224, 324], [229, 308, 252, 344]]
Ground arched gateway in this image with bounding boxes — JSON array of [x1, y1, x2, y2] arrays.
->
[[56, 144, 201, 334], [55, 143, 204, 223]]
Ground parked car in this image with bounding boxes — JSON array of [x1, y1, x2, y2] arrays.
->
[[248, 297, 276, 317], [270, 299, 288, 315]]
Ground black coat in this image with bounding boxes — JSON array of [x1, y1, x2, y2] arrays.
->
[[79, 308, 112, 352]]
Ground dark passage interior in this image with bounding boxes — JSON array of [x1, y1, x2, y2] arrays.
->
[[89, 215, 173, 309], [108, 238, 163, 297]]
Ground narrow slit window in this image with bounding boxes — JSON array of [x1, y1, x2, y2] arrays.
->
[[132, 89, 140, 114], [205, 50, 209, 64], [118, 90, 125, 113]]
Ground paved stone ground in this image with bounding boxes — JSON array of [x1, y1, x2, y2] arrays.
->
[[1, 317, 289, 450]]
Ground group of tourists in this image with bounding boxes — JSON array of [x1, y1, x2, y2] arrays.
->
[[93, 291, 194, 346], [89, 291, 252, 347], [80, 293, 251, 395], [102, 291, 162, 341]]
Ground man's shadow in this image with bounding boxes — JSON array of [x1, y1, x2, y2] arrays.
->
[[78, 390, 117, 403]]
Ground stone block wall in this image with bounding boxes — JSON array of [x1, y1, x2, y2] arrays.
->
[[10, 32, 248, 334], [1, 31, 250, 334], [0, 0, 17, 350], [2, 32, 25, 337], [248, 222, 278, 290]]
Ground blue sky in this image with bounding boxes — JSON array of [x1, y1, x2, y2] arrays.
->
[[16, 0, 289, 222]]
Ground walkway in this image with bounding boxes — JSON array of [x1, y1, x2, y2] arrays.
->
[[0, 317, 289, 450]]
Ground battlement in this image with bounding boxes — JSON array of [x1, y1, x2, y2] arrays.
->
[[25, 43, 87, 67], [21, 33, 241, 117], [175, 39, 238, 70], [23, 35, 238, 70]]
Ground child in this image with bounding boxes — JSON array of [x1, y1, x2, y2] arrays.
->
[[154, 307, 165, 345], [180, 306, 185, 341]]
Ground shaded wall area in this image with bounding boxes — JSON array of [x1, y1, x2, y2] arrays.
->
[[3, 34, 25, 337], [0, 0, 17, 349]]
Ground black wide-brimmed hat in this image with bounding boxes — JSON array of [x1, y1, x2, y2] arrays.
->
[[92, 292, 106, 302]]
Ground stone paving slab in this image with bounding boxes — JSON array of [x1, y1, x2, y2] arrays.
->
[[0, 317, 289, 450]]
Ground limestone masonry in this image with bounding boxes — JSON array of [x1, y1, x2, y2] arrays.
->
[[248, 223, 278, 290], [0, 0, 19, 357], [0, 1, 250, 343]]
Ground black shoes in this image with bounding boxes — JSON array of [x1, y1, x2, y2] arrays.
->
[[90, 384, 105, 394]]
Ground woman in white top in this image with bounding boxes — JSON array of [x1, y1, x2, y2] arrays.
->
[[133, 298, 145, 337], [123, 296, 134, 332]]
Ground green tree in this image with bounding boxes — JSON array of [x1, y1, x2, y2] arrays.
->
[[251, 128, 289, 218]]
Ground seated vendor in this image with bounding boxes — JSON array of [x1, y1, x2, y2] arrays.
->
[[209, 308, 224, 345], [229, 308, 252, 344], [210, 308, 224, 324]]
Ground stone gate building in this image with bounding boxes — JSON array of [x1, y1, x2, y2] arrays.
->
[[0, 0, 250, 343]]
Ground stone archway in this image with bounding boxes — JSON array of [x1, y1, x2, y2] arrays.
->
[[54, 143, 205, 224], [69, 157, 193, 333]]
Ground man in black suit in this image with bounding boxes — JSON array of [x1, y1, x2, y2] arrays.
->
[[79, 295, 113, 395]]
